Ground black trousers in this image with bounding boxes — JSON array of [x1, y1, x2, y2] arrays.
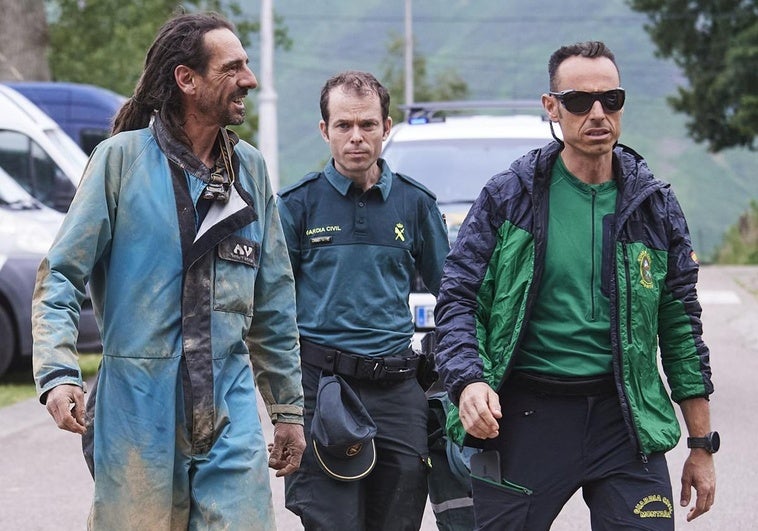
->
[[285, 361, 429, 531], [471, 382, 674, 531]]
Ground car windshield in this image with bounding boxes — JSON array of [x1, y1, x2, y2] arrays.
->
[[382, 138, 549, 203]]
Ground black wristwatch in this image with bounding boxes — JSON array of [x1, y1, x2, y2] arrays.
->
[[686, 431, 720, 454]]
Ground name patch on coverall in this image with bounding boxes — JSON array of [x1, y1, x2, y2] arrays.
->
[[218, 236, 260, 268]]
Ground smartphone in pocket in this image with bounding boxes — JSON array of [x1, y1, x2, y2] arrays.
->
[[469, 450, 502, 483]]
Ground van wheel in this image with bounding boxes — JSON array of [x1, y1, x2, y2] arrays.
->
[[0, 306, 15, 377]]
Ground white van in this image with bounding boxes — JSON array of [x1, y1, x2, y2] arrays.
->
[[0, 85, 99, 377], [0, 84, 88, 212]]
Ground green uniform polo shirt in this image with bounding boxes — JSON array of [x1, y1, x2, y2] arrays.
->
[[277, 159, 450, 357]]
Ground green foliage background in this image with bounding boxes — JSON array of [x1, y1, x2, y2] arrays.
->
[[46, 0, 291, 143], [713, 201, 758, 264], [42, 0, 757, 261], [628, 0, 757, 152], [244, 0, 756, 261], [380, 34, 469, 124]]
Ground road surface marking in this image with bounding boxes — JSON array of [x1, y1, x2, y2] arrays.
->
[[698, 290, 741, 305]]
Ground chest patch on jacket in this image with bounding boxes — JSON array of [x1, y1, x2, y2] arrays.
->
[[637, 250, 653, 288], [218, 236, 260, 268]]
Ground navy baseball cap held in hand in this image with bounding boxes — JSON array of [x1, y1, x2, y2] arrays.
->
[[311, 374, 377, 481]]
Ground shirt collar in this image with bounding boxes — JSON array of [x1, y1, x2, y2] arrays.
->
[[323, 158, 393, 201]]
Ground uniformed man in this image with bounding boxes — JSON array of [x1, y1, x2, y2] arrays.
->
[[278, 70, 450, 530]]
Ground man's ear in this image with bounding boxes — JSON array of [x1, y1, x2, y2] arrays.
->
[[319, 120, 329, 143], [542, 93, 559, 122], [383, 116, 393, 140], [175, 65, 196, 95]]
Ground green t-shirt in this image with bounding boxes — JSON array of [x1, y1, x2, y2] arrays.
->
[[515, 156, 617, 376]]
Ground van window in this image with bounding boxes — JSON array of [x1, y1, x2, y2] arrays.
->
[[0, 129, 76, 212], [80, 128, 110, 155]]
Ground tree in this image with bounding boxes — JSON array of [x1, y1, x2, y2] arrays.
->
[[46, 0, 291, 143], [48, 1, 290, 96], [713, 201, 758, 264], [0, 0, 49, 81], [627, 0, 758, 152], [380, 34, 469, 124]]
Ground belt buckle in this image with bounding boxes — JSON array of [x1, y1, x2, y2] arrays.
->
[[353, 356, 383, 380], [382, 355, 417, 378]]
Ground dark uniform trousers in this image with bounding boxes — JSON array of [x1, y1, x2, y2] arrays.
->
[[471, 374, 675, 531], [285, 360, 429, 531]]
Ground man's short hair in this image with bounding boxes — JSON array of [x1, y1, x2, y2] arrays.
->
[[319, 71, 390, 125], [548, 41, 619, 91]]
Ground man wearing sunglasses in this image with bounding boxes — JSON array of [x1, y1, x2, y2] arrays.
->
[[434, 41, 716, 530]]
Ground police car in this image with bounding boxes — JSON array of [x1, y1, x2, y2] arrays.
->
[[381, 101, 556, 346]]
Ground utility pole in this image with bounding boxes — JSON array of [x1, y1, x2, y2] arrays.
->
[[404, 0, 414, 114], [258, 0, 279, 190]]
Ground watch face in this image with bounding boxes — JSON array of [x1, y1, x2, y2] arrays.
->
[[709, 431, 720, 452], [688, 431, 720, 453]]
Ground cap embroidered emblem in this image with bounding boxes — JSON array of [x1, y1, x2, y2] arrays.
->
[[346, 443, 363, 457], [394, 223, 405, 241], [637, 250, 653, 289]]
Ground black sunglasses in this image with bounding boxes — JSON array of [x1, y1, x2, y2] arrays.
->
[[549, 88, 626, 115]]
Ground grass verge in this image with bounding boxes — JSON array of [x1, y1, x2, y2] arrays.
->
[[0, 353, 102, 408]]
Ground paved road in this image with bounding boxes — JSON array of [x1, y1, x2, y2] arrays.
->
[[1, 265, 756, 530]]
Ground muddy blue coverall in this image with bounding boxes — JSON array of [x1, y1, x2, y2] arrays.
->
[[32, 119, 303, 530]]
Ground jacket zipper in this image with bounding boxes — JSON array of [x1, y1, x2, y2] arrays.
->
[[472, 475, 534, 496], [621, 242, 647, 463], [622, 244, 632, 344], [496, 150, 551, 393], [590, 188, 597, 320]]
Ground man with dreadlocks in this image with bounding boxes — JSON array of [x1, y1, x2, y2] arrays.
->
[[32, 11, 304, 530]]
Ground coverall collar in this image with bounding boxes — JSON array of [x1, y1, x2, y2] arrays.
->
[[150, 113, 240, 185]]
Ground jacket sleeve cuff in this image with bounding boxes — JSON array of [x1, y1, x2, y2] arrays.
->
[[451, 377, 488, 406], [267, 404, 304, 424], [37, 369, 85, 404]]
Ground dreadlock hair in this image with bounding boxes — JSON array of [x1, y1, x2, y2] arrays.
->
[[111, 11, 235, 146]]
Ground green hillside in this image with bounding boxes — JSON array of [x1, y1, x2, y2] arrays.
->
[[244, 0, 757, 259]]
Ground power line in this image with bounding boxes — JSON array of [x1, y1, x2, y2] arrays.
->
[[277, 12, 743, 24]]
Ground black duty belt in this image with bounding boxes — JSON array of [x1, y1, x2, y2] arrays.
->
[[300, 339, 420, 382], [509, 371, 616, 397]]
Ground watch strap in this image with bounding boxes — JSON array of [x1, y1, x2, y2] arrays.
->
[[686, 431, 719, 453]]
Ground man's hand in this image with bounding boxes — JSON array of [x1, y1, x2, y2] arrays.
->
[[458, 381, 502, 439], [268, 422, 306, 477], [678, 397, 716, 521], [680, 450, 716, 521], [45, 384, 86, 435]]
